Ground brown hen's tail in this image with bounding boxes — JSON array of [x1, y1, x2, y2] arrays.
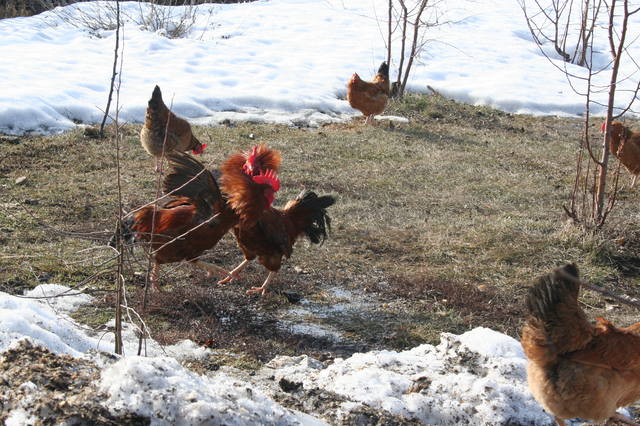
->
[[149, 85, 165, 111], [377, 61, 389, 80], [521, 264, 593, 367], [284, 190, 335, 244]]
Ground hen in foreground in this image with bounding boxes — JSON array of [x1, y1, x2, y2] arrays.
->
[[603, 121, 640, 188], [140, 85, 206, 173], [347, 61, 390, 125], [521, 264, 640, 426], [219, 189, 335, 296], [119, 145, 281, 291]]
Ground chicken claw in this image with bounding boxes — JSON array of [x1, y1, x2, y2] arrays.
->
[[218, 259, 250, 285], [245, 271, 276, 296]]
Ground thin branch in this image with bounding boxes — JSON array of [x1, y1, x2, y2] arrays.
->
[[99, 0, 120, 138], [557, 267, 640, 310]]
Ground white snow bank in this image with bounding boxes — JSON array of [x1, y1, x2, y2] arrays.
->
[[267, 328, 555, 425], [99, 356, 325, 426], [0, 286, 211, 361], [23, 283, 93, 314], [1, 0, 639, 135]]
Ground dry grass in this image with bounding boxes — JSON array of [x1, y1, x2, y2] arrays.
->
[[0, 0, 36, 18], [2, 93, 640, 365]]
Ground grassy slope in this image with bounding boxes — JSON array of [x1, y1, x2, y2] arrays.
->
[[1, 93, 640, 364]]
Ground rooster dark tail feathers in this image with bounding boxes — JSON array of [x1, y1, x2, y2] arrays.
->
[[293, 190, 335, 245]]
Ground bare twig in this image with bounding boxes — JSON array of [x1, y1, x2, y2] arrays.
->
[[557, 268, 640, 310], [111, 0, 124, 355], [99, 0, 120, 138]]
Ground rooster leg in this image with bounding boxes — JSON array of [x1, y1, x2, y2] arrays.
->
[[190, 260, 231, 278], [607, 413, 640, 426], [364, 115, 371, 125], [218, 259, 250, 285], [246, 271, 276, 296], [632, 174, 638, 188]]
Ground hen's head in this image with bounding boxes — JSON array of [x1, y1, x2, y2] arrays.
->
[[602, 121, 627, 138], [349, 73, 361, 85], [192, 142, 207, 155]]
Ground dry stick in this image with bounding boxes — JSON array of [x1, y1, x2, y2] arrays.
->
[[595, 0, 629, 223], [557, 268, 640, 310], [112, 0, 124, 355], [400, 0, 428, 96], [387, 0, 392, 68], [99, 0, 120, 138], [137, 92, 176, 357], [395, 0, 408, 97]]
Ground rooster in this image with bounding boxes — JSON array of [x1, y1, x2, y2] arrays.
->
[[602, 120, 640, 188], [218, 189, 335, 296], [347, 61, 390, 125], [521, 264, 640, 426], [119, 145, 281, 291], [140, 85, 206, 173]]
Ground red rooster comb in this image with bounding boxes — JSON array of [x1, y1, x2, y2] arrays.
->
[[252, 168, 280, 192], [242, 145, 260, 176], [192, 143, 207, 155]]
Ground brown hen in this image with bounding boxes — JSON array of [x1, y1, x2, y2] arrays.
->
[[522, 264, 640, 426], [140, 85, 206, 173], [347, 61, 390, 125], [603, 121, 640, 188]]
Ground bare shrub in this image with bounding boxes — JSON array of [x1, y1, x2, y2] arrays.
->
[[522, 0, 640, 228], [52, 0, 213, 39], [382, 0, 448, 98], [519, 0, 602, 67]]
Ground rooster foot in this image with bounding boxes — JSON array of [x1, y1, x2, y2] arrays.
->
[[218, 259, 250, 285], [245, 271, 276, 297], [246, 286, 268, 296], [218, 271, 241, 285]]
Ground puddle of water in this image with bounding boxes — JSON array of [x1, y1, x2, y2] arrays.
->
[[277, 285, 379, 343]]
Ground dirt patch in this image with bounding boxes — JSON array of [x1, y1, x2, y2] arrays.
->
[[0, 340, 149, 425]]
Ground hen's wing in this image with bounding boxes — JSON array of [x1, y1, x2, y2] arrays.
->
[[256, 210, 291, 259], [163, 152, 223, 222], [568, 318, 640, 371]]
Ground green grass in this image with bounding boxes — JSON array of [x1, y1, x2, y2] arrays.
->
[[2, 93, 640, 366]]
